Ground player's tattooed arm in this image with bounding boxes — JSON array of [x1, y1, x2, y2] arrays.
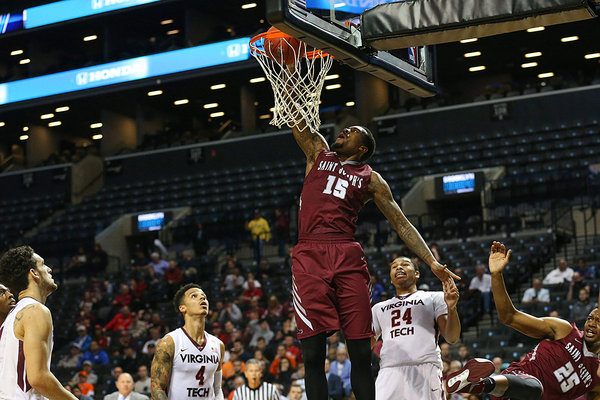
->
[[292, 121, 329, 173], [369, 171, 459, 282], [151, 335, 174, 400]]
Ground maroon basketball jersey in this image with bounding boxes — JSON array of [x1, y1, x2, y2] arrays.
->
[[504, 323, 600, 399], [298, 150, 372, 240]]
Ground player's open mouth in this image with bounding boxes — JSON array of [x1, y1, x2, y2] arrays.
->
[[586, 329, 596, 337], [395, 270, 407, 278]]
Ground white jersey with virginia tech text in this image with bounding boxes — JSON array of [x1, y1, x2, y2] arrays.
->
[[0, 297, 53, 400], [372, 290, 447, 369], [167, 328, 222, 400]]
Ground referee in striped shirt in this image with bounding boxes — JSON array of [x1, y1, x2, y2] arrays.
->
[[232, 359, 280, 400]]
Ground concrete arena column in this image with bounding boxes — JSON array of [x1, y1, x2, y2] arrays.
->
[[354, 70, 389, 124], [240, 84, 257, 134], [26, 126, 59, 168], [100, 110, 137, 156]]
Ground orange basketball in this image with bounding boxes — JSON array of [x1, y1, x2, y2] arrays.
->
[[264, 27, 305, 65]]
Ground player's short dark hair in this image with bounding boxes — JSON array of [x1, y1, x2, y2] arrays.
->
[[173, 283, 202, 313], [0, 246, 36, 295], [391, 256, 419, 273], [358, 126, 376, 161]]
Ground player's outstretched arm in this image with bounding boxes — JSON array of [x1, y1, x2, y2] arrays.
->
[[18, 304, 78, 400], [291, 118, 329, 173], [369, 171, 459, 282], [438, 278, 461, 343], [489, 241, 572, 340], [151, 335, 175, 400], [214, 341, 226, 400]]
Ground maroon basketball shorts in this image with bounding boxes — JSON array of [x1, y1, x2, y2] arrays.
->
[[291, 240, 374, 340]]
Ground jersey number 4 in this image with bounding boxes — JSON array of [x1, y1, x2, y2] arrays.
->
[[323, 175, 348, 200], [391, 308, 412, 327], [195, 366, 205, 386], [553, 361, 580, 392]]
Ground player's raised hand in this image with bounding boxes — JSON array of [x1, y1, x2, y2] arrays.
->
[[442, 278, 459, 310], [431, 261, 461, 282], [489, 241, 511, 274]]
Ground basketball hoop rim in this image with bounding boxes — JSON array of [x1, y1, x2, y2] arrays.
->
[[250, 29, 333, 60]]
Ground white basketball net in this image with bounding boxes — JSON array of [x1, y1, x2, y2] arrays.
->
[[250, 33, 333, 134]]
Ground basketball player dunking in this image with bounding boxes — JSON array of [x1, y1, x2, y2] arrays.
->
[[0, 282, 16, 326], [289, 116, 459, 400], [446, 242, 600, 400], [372, 257, 461, 400], [151, 283, 225, 400], [0, 246, 77, 400]]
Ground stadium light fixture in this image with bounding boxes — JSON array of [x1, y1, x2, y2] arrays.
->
[[210, 112, 225, 118], [10, 49, 23, 56], [90, 123, 103, 129], [211, 84, 226, 90], [250, 77, 266, 83], [167, 29, 179, 35], [0, 122, 4, 127], [147, 90, 163, 96], [20, 135, 29, 141], [48, 121, 62, 127], [325, 84, 341, 90], [584, 53, 600, 59], [203, 103, 219, 109], [83, 35, 98, 42], [464, 51, 482, 58], [55, 106, 70, 112], [19, 59, 31, 64], [538, 72, 554, 78], [174, 99, 189, 105], [525, 52, 542, 58], [468, 66, 486, 72], [22, 126, 29, 131], [241, 3, 257, 9], [160, 19, 174, 25], [527, 26, 545, 32], [41, 113, 54, 119], [92, 134, 103, 140], [345, 101, 355, 106], [521, 62, 538, 68], [324, 74, 340, 80], [460, 38, 478, 43], [561, 36, 579, 42], [259, 114, 271, 119]]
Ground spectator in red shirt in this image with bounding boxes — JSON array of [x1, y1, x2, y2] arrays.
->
[[283, 334, 302, 364], [92, 324, 110, 348], [240, 276, 263, 304], [112, 284, 132, 309], [104, 305, 133, 332], [164, 261, 183, 297], [270, 344, 296, 376]]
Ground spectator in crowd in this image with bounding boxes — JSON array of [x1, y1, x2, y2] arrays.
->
[[521, 278, 550, 316], [542, 258, 574, 285], [324, 357, 344, 400], [71, 325, 93, 351], [283, 334, 302, 364], [491, 356, 503, 375], [232, 358, 280, 400], [232, 340, 252, 362], [369, 275, 384, 302], [133, 365, 150, 396], [104, 366, 124, 395], [112, 284, 132, 309], [286, 384, 304, 400], [270, 344, 297, 376], [262, 295, 283, 321], [118, 346, 143, 374], [228, 376, 246, 400], [223, 267, 245, 293], [457, 344, 470, 367], [329, 348, 351, 396], [70, 361, 98, 385], [566, 272, 591, 301], [219, 301, 244, 325], [274, 209, 290, 257], [193, 222, 209, 256], [78, 340, 110, 367], [58, 344, 83, 368], [574, 257, 595, 280], [128, 312, 148, 339], [89, 243, 108, 272], [274, 356, 295, 394], [103, 372, 148, 400], [93, 324, 110, 348], [569, 287, 595, 329], [147, 252, 169, 277], [240, 282, 263, 306], [105, 305, 133, 332], [223, 350, 246, 379], [76, 371, 95, 398], [250, 319, 274, 347], [440, 342, 453, 364], [70, 385, 93, 400], [67, 247, 88, 276], [246, 210, 271, 266], [466, 263, 492, 315]]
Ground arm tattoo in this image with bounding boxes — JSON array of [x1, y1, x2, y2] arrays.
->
[[15, 305, 37, 322], [151, 338, 174, 400], [371, 173, 435, 265]]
